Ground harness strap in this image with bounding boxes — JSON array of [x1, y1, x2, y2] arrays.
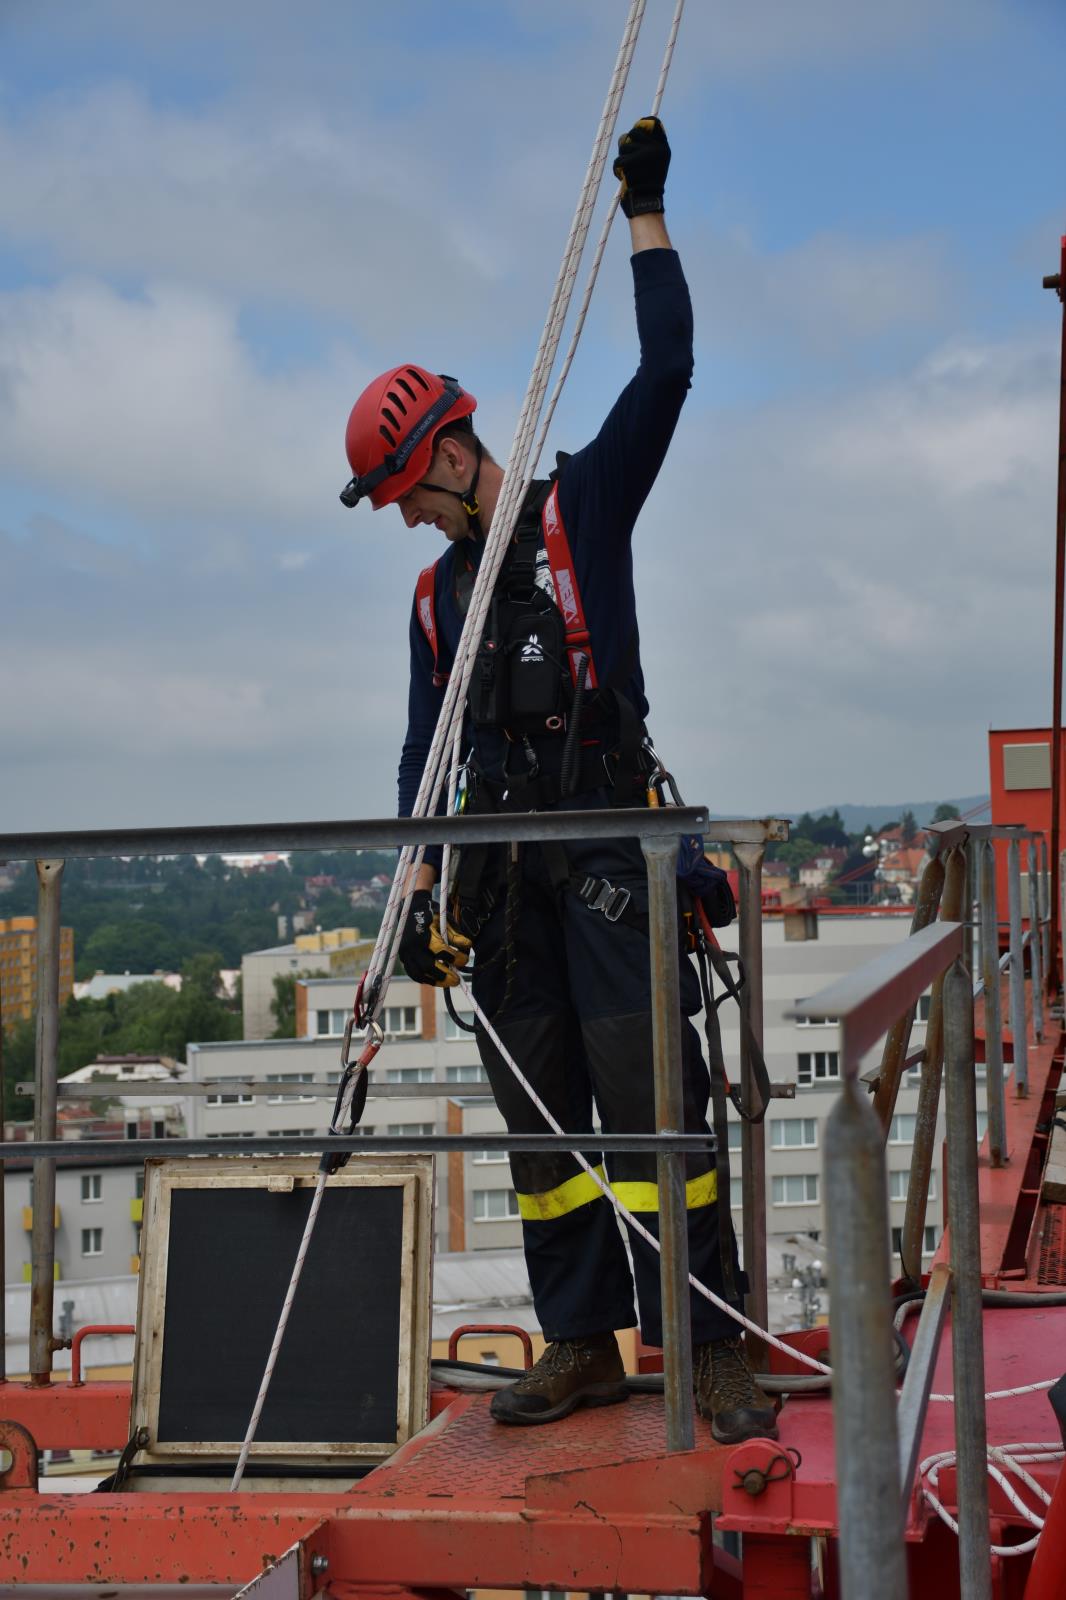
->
[[414, 560, 448, 688]]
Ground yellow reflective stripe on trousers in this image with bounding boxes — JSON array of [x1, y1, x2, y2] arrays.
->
[[611, 1168, 717, 1213], [516, 1163, 608, 1222]]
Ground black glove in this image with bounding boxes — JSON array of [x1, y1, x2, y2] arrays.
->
[[399, 889, 472, 988], [613, 116, 671, 219]]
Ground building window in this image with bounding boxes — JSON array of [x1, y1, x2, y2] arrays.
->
[[917, 993, 932, 1023], [386, 1066, 435, 1084], [125, 1123, 138, 1140], [206, 1091, 254, 1106], [770, 1117, 817, 1150], [473, 1189, 520, 1222], [888, 1169, 936, 1202], [266, 1072, 315, 1104], [727, 1122, 742, 1151], [153, 1120, 166, 1139], [797, 1051, 839, 1086], [81, 1227, 103, 1256], [446, 1063, 488, 1083], [772, 1174, 819, 1206], [135, 1173, 145, 1199], [444, 1007, 476, 1040], [317, 1009, 331, 1035], [730, 1177, 742, 1208], [889, 1114, 916, 1145], [892, 1225, 938, 1256], [81, 1174, 102, 1203], [795, 1003, 834, 1028], [473, 1149, 509, 1165], [386, 1123, 436, 1138], [383, 1006, 419, 1036], [205, 1130, 255, 1139], [267, 1128, 317, 1138]]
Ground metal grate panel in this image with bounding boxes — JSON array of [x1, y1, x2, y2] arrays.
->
[[1038, 1204, 1066, 1285], [351, 1392, 718, 1500]]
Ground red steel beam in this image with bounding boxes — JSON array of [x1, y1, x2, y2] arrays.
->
[[0, 1381, 130, 1449]]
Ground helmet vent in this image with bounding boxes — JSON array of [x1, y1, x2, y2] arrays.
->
[[381, 405, 400, 433], [385, 388, 408, 416], [379, 422, 396, 447], [408, 367, 430, 391], [396, 376, 417, 403]]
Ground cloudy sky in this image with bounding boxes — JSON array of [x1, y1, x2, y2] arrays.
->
[[3, 0, 1064, 833]]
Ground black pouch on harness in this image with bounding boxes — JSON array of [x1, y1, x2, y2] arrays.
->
[[505, 591, 569, 732]]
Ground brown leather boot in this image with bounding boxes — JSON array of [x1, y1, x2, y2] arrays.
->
[[489, 1333, 629, 1425], [693, 1338, 779, 1444]]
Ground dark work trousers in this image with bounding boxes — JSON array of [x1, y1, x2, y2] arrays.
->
[[468, 803, 747, 1347]]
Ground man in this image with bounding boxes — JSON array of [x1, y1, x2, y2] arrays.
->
[[340, 120, 776, 1444]]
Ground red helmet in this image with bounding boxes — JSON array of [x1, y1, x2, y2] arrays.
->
[[340, 365, 477, 510]]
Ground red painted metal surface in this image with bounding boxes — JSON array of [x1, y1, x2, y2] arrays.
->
[[69, 1322, 135, 1385], [0, 1380, 130, 1449], [0, 1422, 37, 1490], [0, 1031, 1061, 1594]]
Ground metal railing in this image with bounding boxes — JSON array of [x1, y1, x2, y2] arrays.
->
[[0, 808, 786, 1457], [793, 818, 1051, 1600]]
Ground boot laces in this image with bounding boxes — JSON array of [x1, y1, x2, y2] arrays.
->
[[520, 1339, 578, 1391], [704, 1339, 759, 1411]]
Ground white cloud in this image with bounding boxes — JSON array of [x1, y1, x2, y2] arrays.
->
[[636, 331, 1056, 814], [0, 277, 356, 526]]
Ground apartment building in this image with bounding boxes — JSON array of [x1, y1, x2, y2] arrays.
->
[[187, 974, 518, 1254], [0, 915, 74, 1028], [3, 1156, 144, 1285], [240, 928, 373, 1038]]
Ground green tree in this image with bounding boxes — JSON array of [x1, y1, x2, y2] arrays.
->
[[271, 974, 298, 1038], [900, 809, 919, 845], [932, 802, 961, 822]]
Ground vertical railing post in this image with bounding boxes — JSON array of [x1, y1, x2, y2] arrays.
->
[[824, 1025, 907, 1600], [1006, 836, 1029, 1095], [30, 859, 64, 1385], [872, 852, 944, 1132], [1059, 849, 1066, 1006], [0, 987, 6, 1384], [943, 957, 992, 1599], [1028, 836, 1044, 1043], [641, 834, 694, 1453], [734, 839, 768, 1358], [1040, 836, 1051, 987], [962, 839, 976, 977], [901, 845, 966, 1282], [978, 840, 1007, 1167]]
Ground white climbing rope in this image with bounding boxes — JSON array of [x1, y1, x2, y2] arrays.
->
[[230, 1170, 328, 1491], [919, 1442, 1063, 1558], [231, 0, 683, 1489]]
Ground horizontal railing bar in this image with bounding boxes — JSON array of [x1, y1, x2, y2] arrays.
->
[[11, 1132, 716, 1160], [18, 1078, 796, 1101], [791, 922, 963, 1070], [0, 812, 790, 862], [16, 1079, 498, 1100]]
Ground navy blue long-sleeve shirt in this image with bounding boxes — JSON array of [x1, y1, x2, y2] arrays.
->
[[398, 248, 693, 820]]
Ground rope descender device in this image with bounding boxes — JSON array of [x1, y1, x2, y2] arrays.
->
[[319, 977, 384, 1176]]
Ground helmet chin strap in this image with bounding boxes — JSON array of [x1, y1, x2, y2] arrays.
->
[[419, 440, 484, 539]]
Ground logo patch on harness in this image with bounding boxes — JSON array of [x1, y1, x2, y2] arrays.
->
[[520, 633, 544, 662], [554, 567, 579, 625], [418, 595, 434, 636]]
